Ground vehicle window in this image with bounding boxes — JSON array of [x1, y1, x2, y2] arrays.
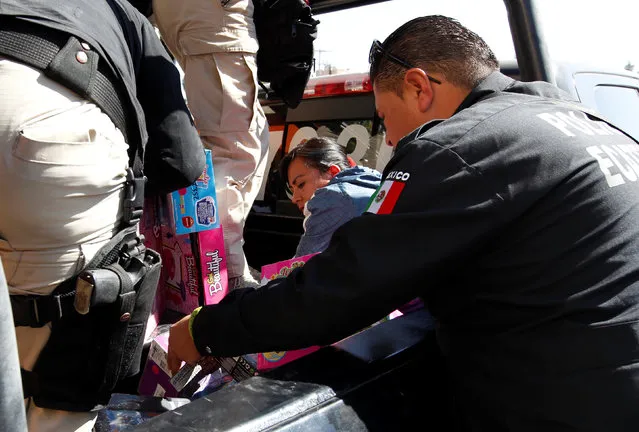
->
[[535, 1, 639, 71], [313, 0, 515, 76], [593, 86, 639, 139]]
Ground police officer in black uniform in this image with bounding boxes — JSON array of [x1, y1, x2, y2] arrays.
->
[[168, 15, 639, 431]]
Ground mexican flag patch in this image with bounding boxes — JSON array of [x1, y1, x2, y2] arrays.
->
[[366, 180, 405, 214]]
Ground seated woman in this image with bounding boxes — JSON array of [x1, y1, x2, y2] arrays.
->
[[279, 137, 382, 257]]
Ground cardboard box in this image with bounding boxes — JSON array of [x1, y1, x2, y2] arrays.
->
[[138, 328, 220, 398], [257, 348, 321, 371], [169, 149, 220, 235], [194, 227, 228, 305], [139, 157, 229, 337], [143, 217, 228, 321], [158, 227, 229, 316], [260, 253, 319, 285], [151, 149, 228, 316], [257, 254, 320, 370], [215, 354, 259, 382], [256, 253, 410, 371], [158, 228, 200, 316]]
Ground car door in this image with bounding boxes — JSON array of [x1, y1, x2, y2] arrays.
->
[[572, 70, 639, 141]]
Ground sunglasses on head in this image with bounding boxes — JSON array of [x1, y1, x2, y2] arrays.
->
[[368, 39, 442, 85]]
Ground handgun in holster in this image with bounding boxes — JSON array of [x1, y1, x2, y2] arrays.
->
[[31, 233, 160, 412]]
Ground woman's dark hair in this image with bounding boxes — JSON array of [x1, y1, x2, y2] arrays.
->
[[279, 137, 350, 186]]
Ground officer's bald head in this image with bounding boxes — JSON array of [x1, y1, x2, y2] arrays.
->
[[369, 15, 499, 95]]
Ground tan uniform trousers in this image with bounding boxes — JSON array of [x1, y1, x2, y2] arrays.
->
[[153, 0, 270, 280], [0, 56, 129, 432]]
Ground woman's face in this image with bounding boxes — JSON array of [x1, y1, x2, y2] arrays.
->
[[287, 157, 335, 211]]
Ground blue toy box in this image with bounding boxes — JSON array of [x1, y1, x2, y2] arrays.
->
[[169, 149, 220, 235]]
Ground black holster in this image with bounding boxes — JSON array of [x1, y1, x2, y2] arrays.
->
[[28, 228, 161, 411]]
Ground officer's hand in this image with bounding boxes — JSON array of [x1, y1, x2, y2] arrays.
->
[[167, 314, 202, 375]]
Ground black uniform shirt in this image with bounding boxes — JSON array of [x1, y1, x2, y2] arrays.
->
[[0, 0, 205, 194], [194, 72, 639, 430]]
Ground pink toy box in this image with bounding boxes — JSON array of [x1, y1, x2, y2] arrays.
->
[[156, 225, 228, 316], [194, 227, 228, 305], [259, 253, 319, 285], [257, 253, 320, 370], [158, 227, 199, 316], [256, 253, 413, 371]]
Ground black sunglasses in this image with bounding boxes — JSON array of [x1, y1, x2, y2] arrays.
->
[[368, 40, 442, 85]]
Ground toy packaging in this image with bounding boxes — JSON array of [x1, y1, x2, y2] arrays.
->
[[169, 149, 220, 235], [255, 253, 416, 371], [256, 253, 320, 370], [138, 326, 220, 398], [135, 150, 232, 403], [194, 227, 228, 305], [157, 226, 228, 316], [141, 204, 228, 320], [257, 348, 321, 371], [158, 227, 200, 316], [216, 354, 259, 381], [260, 252, 319, 285]]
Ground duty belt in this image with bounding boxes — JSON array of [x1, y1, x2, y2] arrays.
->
[[11, 292, 76, 328], [8, 167, 145, 328], [11, 227, 147, 328]]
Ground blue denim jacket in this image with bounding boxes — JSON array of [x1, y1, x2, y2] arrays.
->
[[295, 166, 382, 257]]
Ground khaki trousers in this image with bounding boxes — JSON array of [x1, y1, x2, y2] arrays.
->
[[184, 52, 269, 278], [153, 0, 269, 279], [0, 56, 128, 431]]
